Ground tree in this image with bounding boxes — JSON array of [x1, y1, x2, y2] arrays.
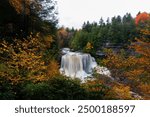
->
[[135, 12, 150, 25], [0, 33, 59, 84], [71, 30, 89, 50], [0, 0, 21, 38], [0, 0, 57, 38], [82, 21, 93, 32], [127, 25, 150, 83], [71, 13, 136, 53], [102, 20, 150, 99], [57, 27, 72, 48], [99, 17, 104, 26]]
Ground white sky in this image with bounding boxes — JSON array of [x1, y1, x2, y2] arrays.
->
[[56, 0, 150, 29]]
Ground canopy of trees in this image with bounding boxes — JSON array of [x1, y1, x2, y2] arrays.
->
[[102, 19, 150, 99], [0, 0, 57, 39], [70, 13, 137, 54]]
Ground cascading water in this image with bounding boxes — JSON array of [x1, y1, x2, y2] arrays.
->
[[60, 51, 97, 80]]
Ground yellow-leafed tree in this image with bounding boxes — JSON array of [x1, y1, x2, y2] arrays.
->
[[0, 34, 59, 84], [102, 20, 150, 99]]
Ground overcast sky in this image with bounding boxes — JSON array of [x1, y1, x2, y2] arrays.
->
[[56, 0, 150, 29]]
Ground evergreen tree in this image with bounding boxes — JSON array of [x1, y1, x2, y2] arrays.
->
[[70, 13, 137, 52], [0, 0, 57, 39]]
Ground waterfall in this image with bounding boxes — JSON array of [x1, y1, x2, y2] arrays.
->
[[60, 52, 97, 80]]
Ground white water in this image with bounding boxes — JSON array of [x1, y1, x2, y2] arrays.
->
[[60, 48, 112, 81], [60, 52, 97, 80], [95, 66, 111, 77]]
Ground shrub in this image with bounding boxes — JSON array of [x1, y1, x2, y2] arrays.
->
[[0, 77, 15, 99], [83, 80, 110, 100], [21, 76, 88, 100], [21, 82, 51, 100], [46, 76, 87, 100]]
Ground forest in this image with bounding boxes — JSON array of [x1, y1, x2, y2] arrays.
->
[[0, 0, 150, 100]]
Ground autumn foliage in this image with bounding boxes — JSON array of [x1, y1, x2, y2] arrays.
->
[[9, 0, 41, 15], [102, 20, 150, 99], [0, 33, 59, 84], [135, 12, 150, 25], [107, 84, 132, 100]]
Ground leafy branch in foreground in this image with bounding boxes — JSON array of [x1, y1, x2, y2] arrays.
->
[[0, 33, 59, 84]]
